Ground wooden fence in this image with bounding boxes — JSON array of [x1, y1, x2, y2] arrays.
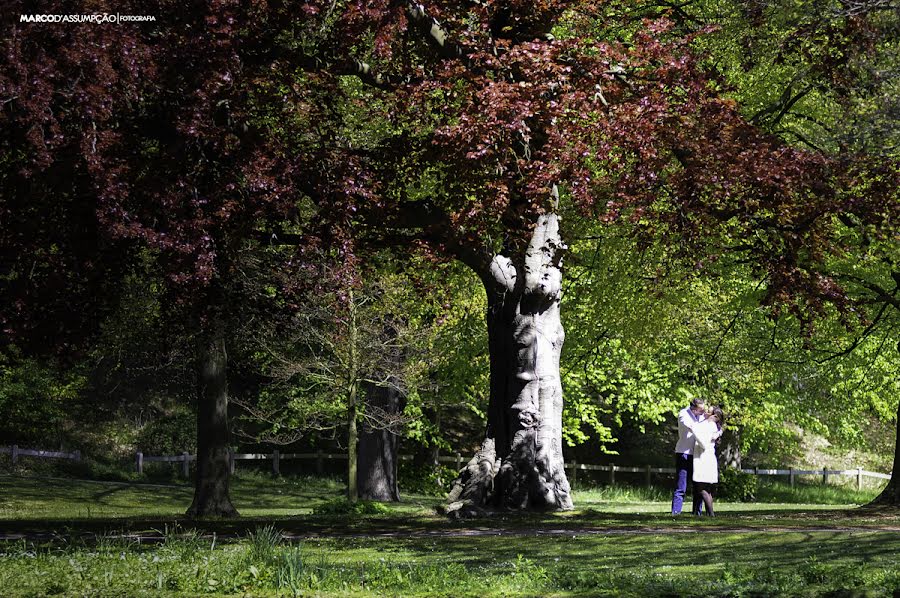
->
[[2, 445, 890, 491], [133, 450, 892, 491], [0, 445, 81, 464]]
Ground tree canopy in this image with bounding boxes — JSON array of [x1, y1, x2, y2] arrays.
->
[[1, 0, 897, 512]]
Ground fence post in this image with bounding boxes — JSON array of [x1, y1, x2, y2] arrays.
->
[[11, 445, 18, 465], [456, 452, 462, 471], [273, 450, 280, 476], [316, 449, 324, 475], [182, 452, 190, 478], [228, 450, 235, 475], [136, 452, 143, 474], [857, 467, 862, 491], [73, 450, 81, 462], [570, 459, 577, 487], [609, 464, 616, 486], [645, 465, 652, 488], [789, 467, 794, 488], [823, 466, 828, 485]]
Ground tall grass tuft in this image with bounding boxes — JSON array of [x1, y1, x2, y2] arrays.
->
[[248, 524, 283, 564], [276, 545, 305, 596], [160, 523, 205, 560]]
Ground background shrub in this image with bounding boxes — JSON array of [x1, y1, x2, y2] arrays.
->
[[398, 463, 457, 496], [718, 467, 758, 501]]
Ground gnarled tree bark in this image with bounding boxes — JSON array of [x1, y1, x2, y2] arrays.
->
[[447, 205, 573, 517]]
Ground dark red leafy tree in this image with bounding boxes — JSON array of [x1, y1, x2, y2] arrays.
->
[[2, 0, 896, 517], [0, 1, 324, 517], [288, 0, 897, 515]]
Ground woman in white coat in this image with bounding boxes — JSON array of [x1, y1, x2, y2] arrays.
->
[[692, 407, 724, 516]]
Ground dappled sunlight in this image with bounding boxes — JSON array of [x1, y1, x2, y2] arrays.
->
[[2, 476, 900, 596]]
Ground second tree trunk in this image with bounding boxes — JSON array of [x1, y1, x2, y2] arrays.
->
[[186, 321, 239, 518]]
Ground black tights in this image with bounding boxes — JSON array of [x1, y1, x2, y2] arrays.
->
[[692, 482, 716, 516]]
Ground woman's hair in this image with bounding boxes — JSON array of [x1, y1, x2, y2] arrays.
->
[[712, 406, 725, 428]]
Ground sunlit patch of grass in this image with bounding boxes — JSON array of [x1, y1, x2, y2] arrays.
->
[[573, 483, 671, 504], [0, 472, 446, 523], [756, 479, 882, 505]]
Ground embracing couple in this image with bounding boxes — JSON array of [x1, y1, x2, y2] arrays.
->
[[671, 397, 725, 516]]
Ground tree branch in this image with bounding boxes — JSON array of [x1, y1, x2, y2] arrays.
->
[[406, 1, 467, 59]]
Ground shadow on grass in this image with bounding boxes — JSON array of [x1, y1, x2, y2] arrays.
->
[[379, 529, 900, 575], [2, 474, 898, 548], [0, 474, 350, 518]]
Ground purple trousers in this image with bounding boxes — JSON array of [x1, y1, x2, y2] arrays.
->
[[671, 452, 692, 515]]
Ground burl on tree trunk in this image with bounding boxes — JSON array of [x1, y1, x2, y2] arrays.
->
[[186, 322, 239, 518], [447, 207, 573, 517]]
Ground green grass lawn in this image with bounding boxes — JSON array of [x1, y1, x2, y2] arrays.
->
[[0, 473, 883, 521], [0, 472, 889, 533], [1, 473, 899, 596], [2, 527, 900, 596]]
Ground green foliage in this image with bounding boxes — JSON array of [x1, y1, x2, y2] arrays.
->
[[557, 217, 898, 463], [560, 228, 688, 450], [398, 462, 457, 496], [718, 467, 760, 502], [0, 353, 86, 447], [239, 262, 440, 446], [402, 261, 489, 455], [312, 498, 390, 516], [135, 409, 196, 455]]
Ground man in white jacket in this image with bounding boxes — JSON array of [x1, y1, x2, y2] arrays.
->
[[671, 397, 706, 515]]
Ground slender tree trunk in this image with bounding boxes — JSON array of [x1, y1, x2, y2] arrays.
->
[[358, 380, 402, 501], [347, 289, 359, 503], [348, 382, 359, 502], [186, 320, 239, 518], [431, 408, 442, 468], [447, 202, 573, 516]]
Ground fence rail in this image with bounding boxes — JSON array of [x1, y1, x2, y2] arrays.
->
[[3, 444, 890, 491], [0, 445, 81, 464], [131, 449, 892, 490]]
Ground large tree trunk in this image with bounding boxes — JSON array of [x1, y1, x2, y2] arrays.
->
[[870, 390, 900, 506], [186, 321, 239, 518], [358, 380, 403, 501], [447, 206, 573, 517]]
